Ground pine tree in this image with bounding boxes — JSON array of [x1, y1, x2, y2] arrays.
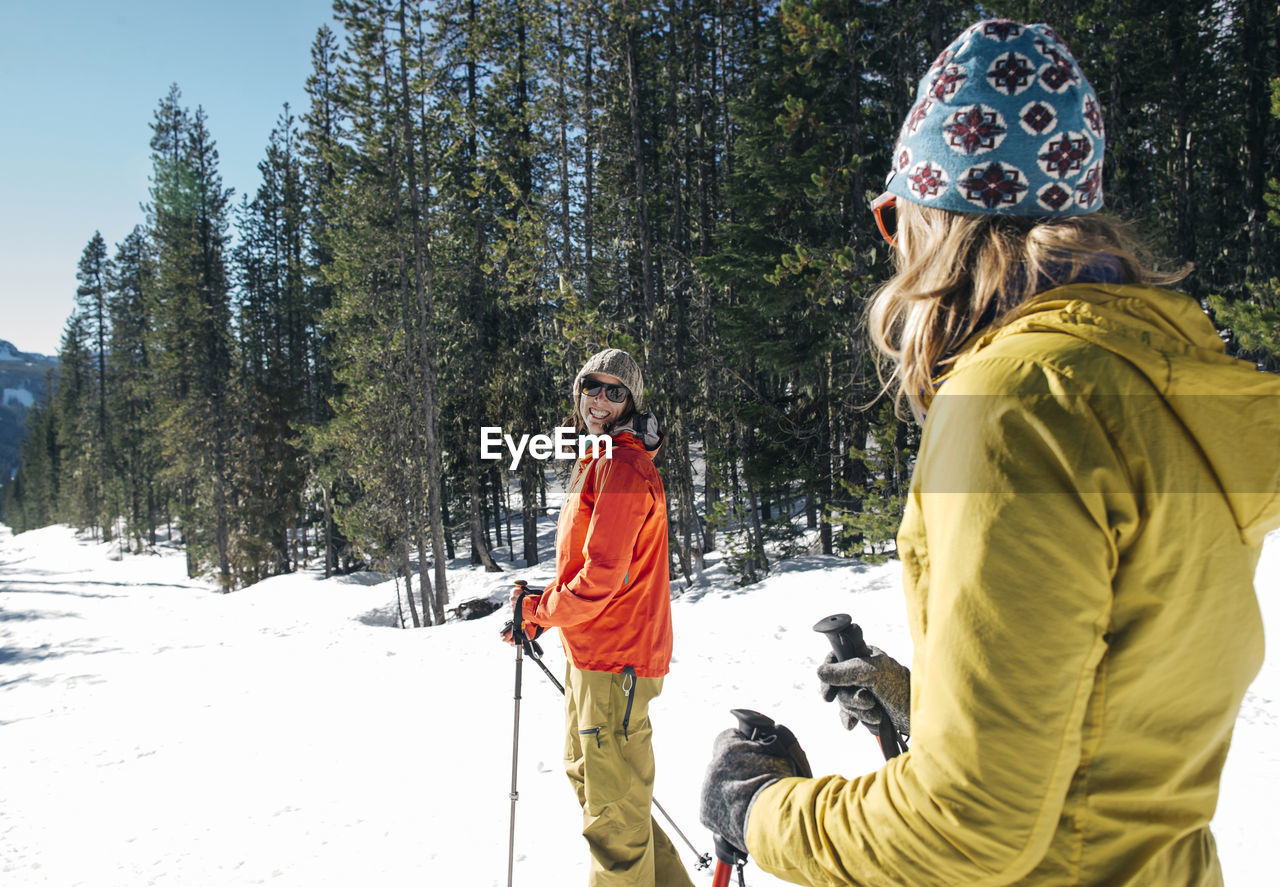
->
[[75, 232, 110, 443], [429, 0, 515, 575], [299, 24, 346, 577], [698, 2, 916, 573], [1209, 75, 1280, 369], [231, 107, 312, 583], [4, 393, 60, 532], [105, 226, 162, 551], [474, 0, 556, 568], [314, 0, 451, 623], [147, 86, 237, 586], [73, 231, 112, 537], [53, 313, 97, 531]]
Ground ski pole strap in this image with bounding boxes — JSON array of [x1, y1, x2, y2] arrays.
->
[[521, 634, 565, 694], [712, 837, 747, 887], [502, 618, 545, 651], [878, 716, 907, 758], [512, 587, 545, 642], [770, 723, 813, 778]]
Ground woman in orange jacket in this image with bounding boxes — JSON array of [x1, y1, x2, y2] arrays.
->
[[514, 348, 694, 887]]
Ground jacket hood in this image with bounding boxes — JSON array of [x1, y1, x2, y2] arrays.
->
[[957, 284, 1280, 543], [610, 411, 663, 452], [603, 424, 663, 463]]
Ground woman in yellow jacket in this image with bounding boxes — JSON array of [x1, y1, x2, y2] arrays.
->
[[700, 19, 1280, 887], [517, 348, 694, 887]]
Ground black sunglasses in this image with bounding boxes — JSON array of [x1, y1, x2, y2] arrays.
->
[[580, 377, 630, 404]]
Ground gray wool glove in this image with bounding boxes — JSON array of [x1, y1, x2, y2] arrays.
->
[[817, 647, 911, 736], [699, 728, 800, 856]]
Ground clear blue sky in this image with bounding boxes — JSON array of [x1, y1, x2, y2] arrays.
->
[[0, 0, 339, 356]]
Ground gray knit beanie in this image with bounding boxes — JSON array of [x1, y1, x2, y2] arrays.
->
[[572, 348, 644, 411]]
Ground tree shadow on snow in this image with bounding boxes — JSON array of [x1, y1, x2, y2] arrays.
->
[[356, 602, 402, 627], [0, 579, 182, 597], [677, 556, 876, 604], [332, 571, 389, 587], [0, 607, 79, 622]]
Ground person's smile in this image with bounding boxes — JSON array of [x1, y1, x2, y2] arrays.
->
[[580, 372, 627, 434]]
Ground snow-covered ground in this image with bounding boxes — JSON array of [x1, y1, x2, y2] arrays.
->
[[1, 520, 1276, 886]]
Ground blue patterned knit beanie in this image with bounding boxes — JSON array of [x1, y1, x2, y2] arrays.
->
[[885, 20, 1105, 217]]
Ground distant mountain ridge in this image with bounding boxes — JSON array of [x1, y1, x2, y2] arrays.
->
[[0, 340, 57, 365], [1, 339, 58, 483]]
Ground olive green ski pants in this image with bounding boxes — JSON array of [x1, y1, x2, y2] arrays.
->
[[563, 664, 695, 887]]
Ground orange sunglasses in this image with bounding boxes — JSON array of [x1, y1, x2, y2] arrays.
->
[[871, 191, 897, 247]]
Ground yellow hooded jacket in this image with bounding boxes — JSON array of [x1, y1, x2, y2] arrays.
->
[[747, 284, 1280, 886]]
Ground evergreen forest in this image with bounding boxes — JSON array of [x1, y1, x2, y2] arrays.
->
[[4, 0, 1278, 621]]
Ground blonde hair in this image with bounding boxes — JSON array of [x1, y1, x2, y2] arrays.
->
[[867, 200, 1189, 420]]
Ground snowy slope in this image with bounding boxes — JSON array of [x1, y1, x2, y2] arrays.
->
[[0, 522, 1276, 886]]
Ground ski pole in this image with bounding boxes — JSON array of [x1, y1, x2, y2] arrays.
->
[[711, 709, 813, 887], [506, 580, 536, 887], [813, 614, 906, 759], [651, 797, 710, 872], [506, 580, 712, 872]]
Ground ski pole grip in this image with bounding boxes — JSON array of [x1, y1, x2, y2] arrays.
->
[[512, 580, 529, 640], [729, 708, 776, 741], [813, 613, 870, 662], [814, 613, 905, 760], [712, 710, 775, 876]]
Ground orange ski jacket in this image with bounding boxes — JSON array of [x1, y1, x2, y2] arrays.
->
[[523, 431, 673, 678]]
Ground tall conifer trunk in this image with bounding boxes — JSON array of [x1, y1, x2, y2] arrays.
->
[[396, 0, 449, 622], [463, 0, 502, 574], [1240, 0, 1270, 273]]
